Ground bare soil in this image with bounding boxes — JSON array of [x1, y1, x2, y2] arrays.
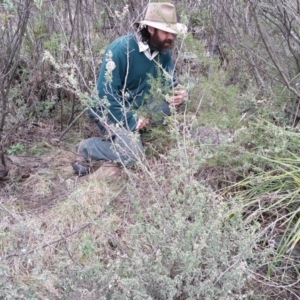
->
[[0, 118, 97, 212]]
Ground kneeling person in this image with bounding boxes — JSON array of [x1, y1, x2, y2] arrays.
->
[[72, 2, 188, 176]]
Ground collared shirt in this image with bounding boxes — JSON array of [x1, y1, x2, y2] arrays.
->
[[137, 41, 159, 60]]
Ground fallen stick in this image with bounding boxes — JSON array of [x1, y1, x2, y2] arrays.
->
[[54, 108, 87, 142]]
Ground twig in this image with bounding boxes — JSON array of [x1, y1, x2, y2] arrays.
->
[[55, 108, 87, 142], [247, 269, 300, 299], [55, 224, 83, 267], [213, 207, 300, 286], [252, 4, 300, 99]]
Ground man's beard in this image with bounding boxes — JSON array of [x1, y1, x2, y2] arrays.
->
[[148, 30, 174, 53]]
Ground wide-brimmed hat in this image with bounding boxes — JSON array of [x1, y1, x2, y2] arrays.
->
[[136, 2, 187, 35]]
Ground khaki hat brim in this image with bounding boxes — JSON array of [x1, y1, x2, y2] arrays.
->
[[138, 20, 187, 35]]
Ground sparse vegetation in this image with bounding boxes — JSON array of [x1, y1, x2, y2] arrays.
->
[[1, 0, 300, 299]]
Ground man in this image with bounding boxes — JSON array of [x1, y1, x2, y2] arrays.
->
[[72, 2, 188, 176]]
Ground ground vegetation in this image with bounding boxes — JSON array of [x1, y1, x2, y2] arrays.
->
[[0, 0, 300, 299]]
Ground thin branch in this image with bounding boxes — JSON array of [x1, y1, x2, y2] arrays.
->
[[252, 5, 300, 98], [55, 108, 87, 142]]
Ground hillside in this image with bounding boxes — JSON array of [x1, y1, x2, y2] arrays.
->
[[1, 1, 300, 299]]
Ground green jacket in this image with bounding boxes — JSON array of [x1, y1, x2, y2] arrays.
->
[[94, 34, 175, 130]]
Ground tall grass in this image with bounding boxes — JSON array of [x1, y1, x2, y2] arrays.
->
[[234, 153, 300, 256]]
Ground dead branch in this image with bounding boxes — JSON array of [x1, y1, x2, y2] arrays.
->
[[252, 4, 300, 99]]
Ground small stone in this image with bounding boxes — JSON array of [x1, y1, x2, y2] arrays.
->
[[37, 168, 52, 175], [89, 161, 120, 180], [8, 155, 23, 165]]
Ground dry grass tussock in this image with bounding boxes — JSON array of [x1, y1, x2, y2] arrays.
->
[[2, 148, 76, 211], [0, 158, 127, 296]]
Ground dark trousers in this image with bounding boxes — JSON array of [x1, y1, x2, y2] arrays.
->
[[77, 98, 172, 166]]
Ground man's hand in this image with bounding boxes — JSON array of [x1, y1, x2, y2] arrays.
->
[[167, 89, 188, 106], [135, 118, 150, 131]]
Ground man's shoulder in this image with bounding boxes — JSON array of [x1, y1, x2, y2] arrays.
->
[[108, 34, 138, 52]]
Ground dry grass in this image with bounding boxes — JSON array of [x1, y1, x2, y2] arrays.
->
[[1, 118, 299, 299], [0, 132, 203, 297], [0, 150, 127, 298]]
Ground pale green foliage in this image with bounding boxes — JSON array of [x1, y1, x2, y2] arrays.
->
[[34, 0, 43, 10], [43, 32, 61, 53], [97, 177, 256, 299], [34, 95, 57, 117], [59, 139, 261, 299], [1, 0, 15, 11], [230, 119, 300, 258], [193, 71, 239, 127], [7, 143, 24, 154], [104, 50, 114, 84]]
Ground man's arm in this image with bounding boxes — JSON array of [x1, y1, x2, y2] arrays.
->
[[97, 39, 138, 130], [135, 118, 150, 131], [162, 54, 188, 107], [168, 88, 188, 106]]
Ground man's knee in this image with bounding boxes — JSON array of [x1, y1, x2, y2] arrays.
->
[[75, 141, 86, 156], [75, 139, 95, 160], [112, 137, 144, 166]]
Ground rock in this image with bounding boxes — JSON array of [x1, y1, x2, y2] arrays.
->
[[7, 155, 23, 165], [192, 126, 219, 145], [37, 168, 52, 175], [88, 161, 121, 180], [192, 126, 233, 146]]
